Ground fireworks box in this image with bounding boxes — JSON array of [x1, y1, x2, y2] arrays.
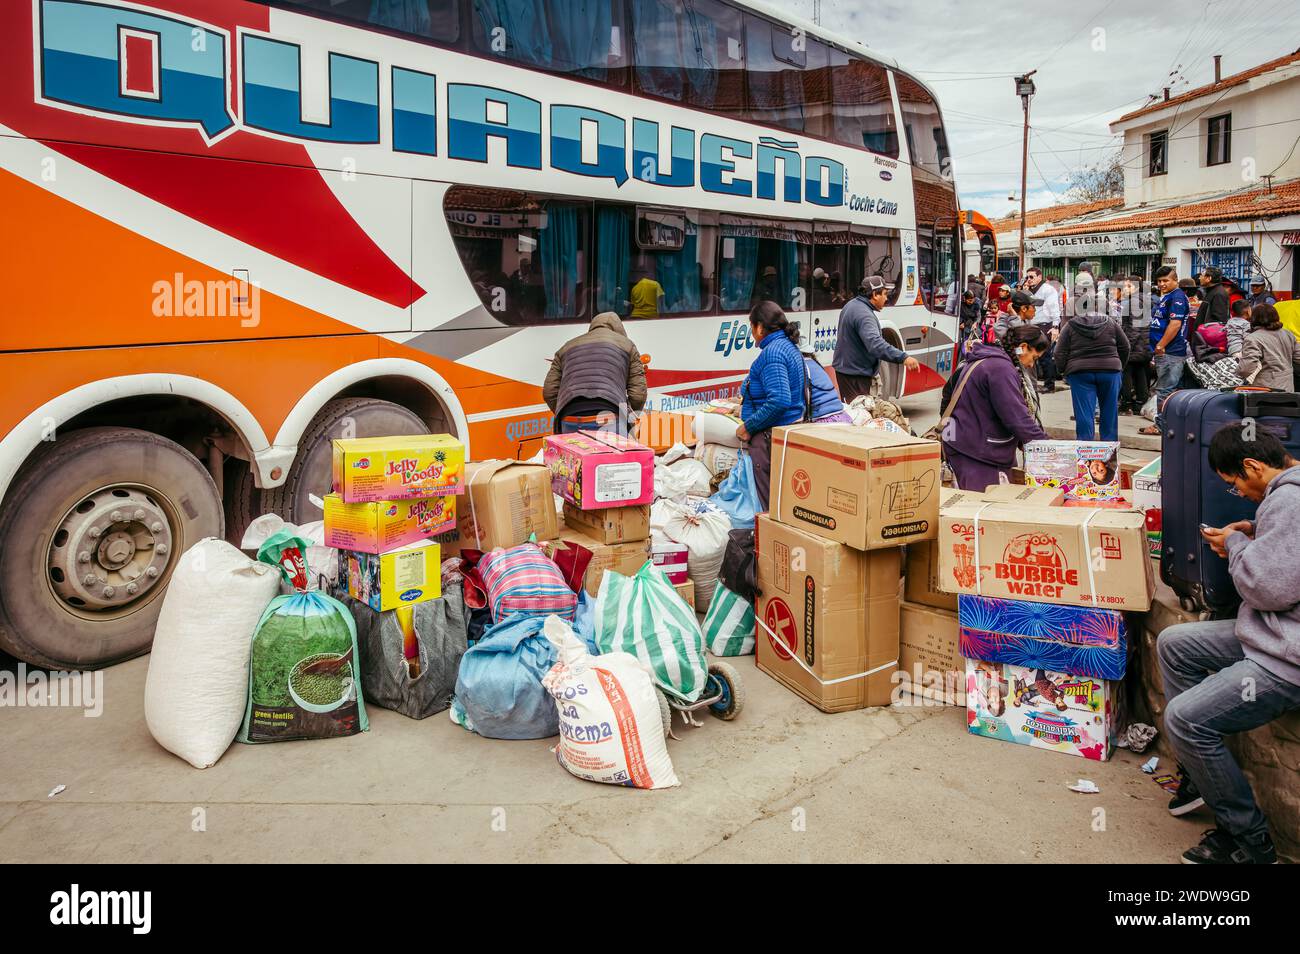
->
[[897, 601, 964, 706], [1023, 440, 1122, 502], [544, 529, 651, 597], [937, 496, 1154, 611], [322, 493, 455, 554], [544, 432, 654, 510], [965, 659, 1116, 761], [958, 595, 1127, 681], [336, 540, 441, 612], [1132, 457, 1162, 561], [458, 460, 558, 551], [563, 502, 650, 544], [769, 424, 942, 550], [331, 435, 465, 502], [755, 514, 902, 712]]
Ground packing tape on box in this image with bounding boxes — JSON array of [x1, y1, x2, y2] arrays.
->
[[970, 499, 1107, 605], [773, 422, 824, 517], [971, 502, 994, 596], [466, 460, 506, 551], [753, 611, 897, 687]]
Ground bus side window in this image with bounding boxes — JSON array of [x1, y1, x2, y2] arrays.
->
[[830, 53, 898, 157], [277, 0, 461, 44], [471, 0, 627, 84], [896, 73, 951, 177], [718, 216, 813, 314], [596, 205, 718, 321], [631, 0, 745, 115], [812, 224, 901, 310]]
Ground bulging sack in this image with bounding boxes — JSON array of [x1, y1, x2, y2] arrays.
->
[[660, 497, 730, 614], [701, 581, 756, 657], [478, 543, 577, 623], [145, 539, 281, 768], [709, 450, 761, 530], [452, 613, 561, 739], [239, 529, 368, 743], [542, 616, 679, 789]]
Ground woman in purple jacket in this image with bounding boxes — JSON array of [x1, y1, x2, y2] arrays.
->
[[940, 325, 1051, 490]]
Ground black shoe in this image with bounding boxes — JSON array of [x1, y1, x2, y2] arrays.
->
[[1182, 828, 1278, 864], [1168, 773, 1206, 816]]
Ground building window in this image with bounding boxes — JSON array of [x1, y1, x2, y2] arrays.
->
[[1148, 129, 1168, 177], [1206, 113, 1231, 166]]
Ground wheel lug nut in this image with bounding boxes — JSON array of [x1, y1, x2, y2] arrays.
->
[[156, 544, 168, 555], [102, 586, 115, 599], [146, 567, 159, 578], [134, 509, 145, 520], [126, 582, 139, 595], [151, 522, 163, 533], [78, 552, 90, 563], [88, 526, 102, 538], [111, 510, 123, 522], [83, 574, 97, 586]]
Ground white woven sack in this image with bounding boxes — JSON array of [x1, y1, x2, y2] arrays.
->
[[660, 498, 730, 614]]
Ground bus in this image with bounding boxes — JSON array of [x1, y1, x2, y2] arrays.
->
[[0, 0, 978, 668]]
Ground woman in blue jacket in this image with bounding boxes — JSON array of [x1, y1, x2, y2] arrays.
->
[[737, 301, 851, 508]]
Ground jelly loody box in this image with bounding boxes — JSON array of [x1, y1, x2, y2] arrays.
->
[[543, 431, 654, 510], [1023, 440, 1122, 502], [332, 435, 465, 503], [937, 494, 1153, 611], [966, 659, 1116, 761], [322, 493, 455, 554]]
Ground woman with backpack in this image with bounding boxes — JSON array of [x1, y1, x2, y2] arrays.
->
[[737, 301, 851, 508], [1236, 303, 1300, 391], [938, 325, 1051, 491]]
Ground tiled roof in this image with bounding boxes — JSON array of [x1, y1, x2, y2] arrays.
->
[[1112, 48, 1300, 126], [991, 197, 1124, 233], [1037, 178, 1300, 236]]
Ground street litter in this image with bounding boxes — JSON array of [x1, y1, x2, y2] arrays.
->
[[1142, 757, 1160, 774], [1068, 779, 1100, 794], [1119, 722, 1159, 753], [48, 785, 65, 798]]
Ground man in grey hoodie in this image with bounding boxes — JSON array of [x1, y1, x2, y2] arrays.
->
[[1158, 422, 1300, 864]]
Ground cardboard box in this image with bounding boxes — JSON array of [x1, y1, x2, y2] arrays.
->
[[563, 502, 650, 544], [545, 529, 651, 597], [674, 578, 695, 610], [544, 431, 654, 510], [651, 536, 690, 584], [755, 514, 901, 712], [897, 601, 964, 706], [958, 595, 1127, 681], [903, 489, 987, 612], [336, 540, 441, 612], [331, 435, 465, 502], [1133, 457, 1162, 561], [769, 425, 942, 550], [457, 460, 558, 551], [937, 496, 1154, 611], [979, 484, 1064, 507], [633, 410, 696, 453], [322, 493, 455, 554], [966, 659, 1116, 761], [1023, 440, 1122, 502]]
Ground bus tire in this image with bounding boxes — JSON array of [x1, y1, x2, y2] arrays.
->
[[258, 397, 428, 527], [0, 426, 222, 669]]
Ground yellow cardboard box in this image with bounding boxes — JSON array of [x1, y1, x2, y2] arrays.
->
[[322, 493, 455, 554], [337, 540, 441, 612], [331, 434, 464, 503]]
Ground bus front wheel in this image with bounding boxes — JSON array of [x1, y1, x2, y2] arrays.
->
[[0, 427, 222, 669]]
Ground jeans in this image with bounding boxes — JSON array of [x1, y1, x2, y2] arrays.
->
[[1152, 354, 1186, 431], [1157, 619, 1300, 842], [1067, 370, 1121, 441]]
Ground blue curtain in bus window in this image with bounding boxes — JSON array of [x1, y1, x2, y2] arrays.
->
[[720, 236, 758, 312], [541, 205, 579, 319], [548, 0, 615, 78], [368, 0, 430, 33], [777, 240, 799, 310], [474, 0, 552, 67], [656, 235, 700, 313], [596, 206, 630, 314], [632, 0, 686, 100], [681, 6, 720, 105]]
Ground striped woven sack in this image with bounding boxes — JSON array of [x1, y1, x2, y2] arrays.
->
[[701, 581, 755, 657], [594, 561, 707, 702], [478, 543, 577, 623]]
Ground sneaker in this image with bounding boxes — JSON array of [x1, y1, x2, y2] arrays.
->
[[1168, 773, 1205, 816], [1182, 828, 1278, 864]]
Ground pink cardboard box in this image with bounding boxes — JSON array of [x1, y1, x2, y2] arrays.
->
[[651, 538, 690, 584], [544, 432, 654, 510]]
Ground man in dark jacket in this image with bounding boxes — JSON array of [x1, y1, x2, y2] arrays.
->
[[1055, 291, 1130, 442], [831, 275, 919, 402], [543, 312, 648, 435], [1191, 265, 1231, 343], [1118, 274, 1151, 414]]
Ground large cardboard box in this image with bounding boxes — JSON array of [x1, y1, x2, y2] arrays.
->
[[545, 529, 651, 597], [897, 601, 964, 706], [966, 659, 1116, 761], [979, 484, 1064, 507], [755, 514, 901, 712], [769, 425, 942, 550], [331, 435, 465, 502], [458, 460, 558, 551], [543, 431, 654, 510], [937, 496, 1154, 611], [322, 493, 455, 554], [902, 489, 985, 611], [563, 502, 650, 544], [958, 595, 1127, 681], [335, 540, 441, 612]]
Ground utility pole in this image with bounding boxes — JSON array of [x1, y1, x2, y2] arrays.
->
[[1015, 71, 1037, 283]]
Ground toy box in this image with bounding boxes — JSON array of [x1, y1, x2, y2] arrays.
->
[[331, 435, 465, 502], [966, 659, 1116, 761], [1132, 456, 1161, 560], [958, 595, 1127, 681], [322, 493, 455, 554], [336, 540, 441, 612], [1023, 440, 1122, 502], [543, 432, 654, 510]]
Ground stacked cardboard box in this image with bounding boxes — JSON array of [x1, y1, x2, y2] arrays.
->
[[756, 425, 943, 713]]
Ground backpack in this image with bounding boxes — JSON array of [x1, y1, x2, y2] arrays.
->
[[1197, 322, 1228, 354]]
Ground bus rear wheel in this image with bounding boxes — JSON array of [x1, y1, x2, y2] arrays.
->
[[0, 427, 222, 670]]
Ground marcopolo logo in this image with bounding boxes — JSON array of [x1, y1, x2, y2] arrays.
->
[[50, 884, 151, 934]]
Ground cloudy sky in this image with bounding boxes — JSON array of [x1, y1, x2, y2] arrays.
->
[[794, 0, 1300, 217]]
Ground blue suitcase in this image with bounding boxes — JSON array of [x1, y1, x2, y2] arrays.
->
[[1160, 389, 1300, 612]]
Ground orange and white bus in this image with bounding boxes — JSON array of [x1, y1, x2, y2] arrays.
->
[[1, 0, 981, 668]]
